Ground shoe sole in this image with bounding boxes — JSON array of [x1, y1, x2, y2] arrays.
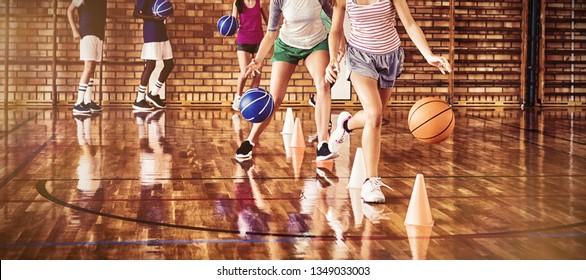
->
[[235, 155, 252, 162], [132, 105, 154, 111], [145, 95, 167, 109], [72, 110, 91, 115], [362, 197, 385, 204]]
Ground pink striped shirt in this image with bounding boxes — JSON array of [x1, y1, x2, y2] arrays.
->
[[346, 0, 401, 54]]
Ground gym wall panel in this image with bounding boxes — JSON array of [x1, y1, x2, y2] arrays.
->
[[0, 0, 584, 107]]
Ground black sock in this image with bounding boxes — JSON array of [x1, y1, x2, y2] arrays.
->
[[343, 119, 351, 133]]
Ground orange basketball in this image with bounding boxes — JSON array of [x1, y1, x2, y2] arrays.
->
[[408, 97, 455, 144]]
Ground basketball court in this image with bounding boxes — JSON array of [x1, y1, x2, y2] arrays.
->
[[1, 0, 585, 266], [1, 106, 584, 260]]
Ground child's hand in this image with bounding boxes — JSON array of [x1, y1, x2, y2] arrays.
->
[[325, 59, 339, 84], [244, 58, 262, 78], [154, 15, 166, 21], [72, 29, 81, 40], [426, 55, 452, 74]]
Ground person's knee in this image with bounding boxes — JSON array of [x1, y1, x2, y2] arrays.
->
[[163, 60, 174, 71], [314, 79, 330, 95], [144, 61, 156, 73], [365, 110, 383, 128]]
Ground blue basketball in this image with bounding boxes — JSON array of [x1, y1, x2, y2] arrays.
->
[[240, 88, 274, 123], [217, 15, 239, 36], [153, 0, 173, 18]]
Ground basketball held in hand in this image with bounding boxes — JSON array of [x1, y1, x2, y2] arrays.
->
[[152, 0, 173, 18], [239, 88, 274, 123], [217, 15, 239, 36]]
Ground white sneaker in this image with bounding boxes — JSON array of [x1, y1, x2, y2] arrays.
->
[[328, 112, 352, 153], [232, 94, 242, 111], [361, 177, 391, 203]]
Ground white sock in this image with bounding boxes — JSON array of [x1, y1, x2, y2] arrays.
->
[[151, 80, 163, 96], [76, 83, 88, 105], [84, 78, 93, 104], [136, 85, 147, 102]]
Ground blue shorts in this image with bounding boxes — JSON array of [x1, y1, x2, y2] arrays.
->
[[346, 45, 404, 89]]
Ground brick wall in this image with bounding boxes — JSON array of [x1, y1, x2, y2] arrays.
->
[[0, 0, 583, 107], [543, 0, 586, 105]]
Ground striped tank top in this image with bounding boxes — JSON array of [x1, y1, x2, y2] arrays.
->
[[346, 0, 401, 54]]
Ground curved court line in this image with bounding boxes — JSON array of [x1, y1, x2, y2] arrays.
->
[[5, 193, 585, 204], [0, 135, 55, 189], [36, 180, 586, 242], [0, 115, 36, 140], [13, 173, 586, 183]]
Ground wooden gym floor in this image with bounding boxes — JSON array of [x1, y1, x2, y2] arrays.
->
[[0, 106, 584, 260]]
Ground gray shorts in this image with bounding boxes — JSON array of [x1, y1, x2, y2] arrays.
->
[[346, 45, 404, 89]]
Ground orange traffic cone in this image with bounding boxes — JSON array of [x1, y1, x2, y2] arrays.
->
[[404, 174, 434, 226], [291, 147, 305, 179], [281, 108, 294, 134], [347, 148, 366, 189], [405, 224, 433, 260], [289, 117, 306, 148]]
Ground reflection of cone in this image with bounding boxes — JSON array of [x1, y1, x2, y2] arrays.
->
[[316, 159, 333, 171], [281, 108, 294, 134], [405, 225, 433, 260], [404, 174, 434, 226], [348, 188, 363, 226], [291, 147, 305, 179], [289, 118, 306, 148], [347, 148, 366, 189], [282, 133, 293, 158]]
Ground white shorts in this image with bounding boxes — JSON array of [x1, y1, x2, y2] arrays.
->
[[80, 35, 103, 62], [141, 40, 173, 60]]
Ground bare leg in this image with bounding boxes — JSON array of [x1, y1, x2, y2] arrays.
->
[[304, 50, 331, 143], [349, 73, 392, 178], [80, 60, 97, 84], [246, 61, 296, 144], [236, 50, 253, 96]]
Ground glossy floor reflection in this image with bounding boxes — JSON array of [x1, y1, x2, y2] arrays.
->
[[0, 107, 585, 259]]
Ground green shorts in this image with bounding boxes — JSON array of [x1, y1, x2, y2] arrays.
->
[[271, 38, 329, 65]]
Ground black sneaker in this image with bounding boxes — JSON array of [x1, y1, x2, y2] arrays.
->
[[73, 103, 91, 115], [308, 94, 316, 108], [235, 140, 254, 161], [132, 99, 154, 111], [146, 91, 167, 109], [316, 142, 338, 161], [85, 101, 102, 112]]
